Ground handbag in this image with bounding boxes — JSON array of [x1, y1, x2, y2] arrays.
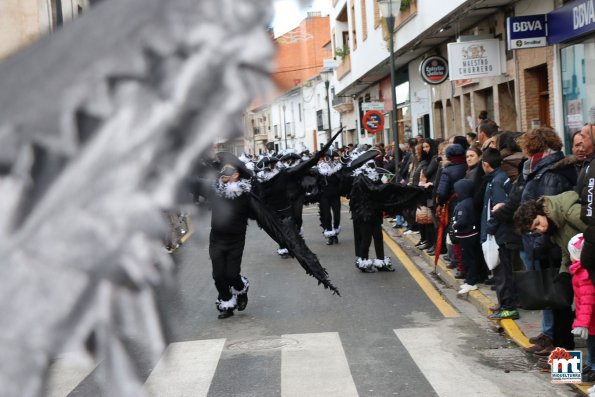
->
[[481, 198, 500, 270], [415, 206, 433, 225], [513, 268, 573, 310]]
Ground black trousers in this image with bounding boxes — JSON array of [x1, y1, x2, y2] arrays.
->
[[353, 218, 384, 259], [494, 246, 516, 309], [209, 236, 246, 301], [319, 194, 341, 232], [459, 235, 482, 285]]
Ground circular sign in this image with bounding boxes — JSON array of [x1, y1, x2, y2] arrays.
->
[[362, 110, 384, 133], [420, 55, 449, 85]]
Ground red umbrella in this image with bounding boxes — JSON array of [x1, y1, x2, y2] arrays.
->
[[434, 193, 456, 270]]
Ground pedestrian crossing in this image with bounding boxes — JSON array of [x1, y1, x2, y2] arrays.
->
[[46, 328, 566, 397]]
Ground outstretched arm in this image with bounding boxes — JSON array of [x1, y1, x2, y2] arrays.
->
[[287, 128, 344, 176]]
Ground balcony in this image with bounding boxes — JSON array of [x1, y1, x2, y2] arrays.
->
[[254, 134, 268, 142], [336, 54, 351, 81], [332, 96, 354, 113]]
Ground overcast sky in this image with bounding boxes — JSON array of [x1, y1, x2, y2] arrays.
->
[[271, 0, 331, 37]]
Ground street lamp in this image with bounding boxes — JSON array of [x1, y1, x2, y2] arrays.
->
[[322, 68, 333, 143], [282, 104, 287, 151], [378, 0, 402, 182]]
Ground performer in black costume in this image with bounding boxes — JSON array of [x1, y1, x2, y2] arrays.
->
[[317, 148, 344, 245], [189, 152, 339, 319], [280, 152, 307, 236], [255, 129, 343, 256], [345, 150, 422, 272]]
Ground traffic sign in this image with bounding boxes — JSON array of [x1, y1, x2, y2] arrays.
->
[[362, 110, 384, 133]]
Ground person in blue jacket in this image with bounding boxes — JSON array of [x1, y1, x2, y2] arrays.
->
[[479, 148, 515, 320]]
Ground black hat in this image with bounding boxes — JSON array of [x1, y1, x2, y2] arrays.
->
[[215, 152, 253, 179], [280, 152, 301, 162], [256, 155, 279, 170], [348, 149, 380, 170]]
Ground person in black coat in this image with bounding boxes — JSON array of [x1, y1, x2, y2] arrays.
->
[[452, 179, 482, 294]]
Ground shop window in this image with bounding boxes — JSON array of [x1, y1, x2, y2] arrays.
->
[[560, 38, 595, 152]]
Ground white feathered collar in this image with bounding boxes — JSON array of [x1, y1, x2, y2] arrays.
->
[[256, 168, 280, 182], [318, 161, 343, 176], [214, 179, 252, 199], [352, 164, 380, 181]]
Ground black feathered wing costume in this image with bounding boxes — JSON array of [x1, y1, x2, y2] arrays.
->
[[248, 192, 339, 295]]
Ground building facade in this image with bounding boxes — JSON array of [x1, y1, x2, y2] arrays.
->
[[0, 0, 90, 61], [323, 0, 594, 154]]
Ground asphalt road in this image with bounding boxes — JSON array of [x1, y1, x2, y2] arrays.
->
[[60, 203, 576, 397]]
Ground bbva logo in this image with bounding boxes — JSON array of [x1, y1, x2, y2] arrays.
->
[[512, 20, 544, 32]]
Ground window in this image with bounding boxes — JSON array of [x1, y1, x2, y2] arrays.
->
[[360, 0, 368, 41], [298, 103, 302, 122], [50, 0, 63, 29]]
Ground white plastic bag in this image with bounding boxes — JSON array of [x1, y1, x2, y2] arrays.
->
[[482, 234, 500, 270]]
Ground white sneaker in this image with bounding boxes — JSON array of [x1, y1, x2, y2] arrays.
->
[[403, 230, 420, 235], [458, 284, 478, 294]]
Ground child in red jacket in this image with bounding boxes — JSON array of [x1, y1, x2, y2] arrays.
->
[[569, 233, 595, 383]]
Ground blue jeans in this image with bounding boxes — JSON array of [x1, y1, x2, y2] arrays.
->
[[520, 250, 541, 271]]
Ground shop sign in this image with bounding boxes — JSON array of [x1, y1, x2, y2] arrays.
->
[[419, 56, 449, 85], [361, 102, 384, 111], [447, 39, 502, 80], [548, 0, 595, 44], [506, 15, 547, 49]]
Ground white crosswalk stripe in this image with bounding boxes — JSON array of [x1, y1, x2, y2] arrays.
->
[[394, 327, 506, 397], [45, 352, 96, 397], [145, 339, 226, 397], [281, 332, 358, 397]]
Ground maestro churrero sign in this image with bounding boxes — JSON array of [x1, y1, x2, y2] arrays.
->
[[419, 56, 449, 85]]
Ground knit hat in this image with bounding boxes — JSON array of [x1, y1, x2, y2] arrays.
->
[[568, 233, 584, 262], [445, 143, 465, 159]]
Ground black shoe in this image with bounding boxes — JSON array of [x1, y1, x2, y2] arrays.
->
[[332, 236, 339, 244], [454, 271, 466, 279], [484, 277, 495, 285], [326, 238, 334, 245], [237, 293, 248, 311], [426, 248, 436, 256], [218, 310, 234, 319], [415, 240, 427, 247]]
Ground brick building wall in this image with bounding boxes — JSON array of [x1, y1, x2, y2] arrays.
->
[[515, 46, 555, 132], [273, 15, 332, 92]]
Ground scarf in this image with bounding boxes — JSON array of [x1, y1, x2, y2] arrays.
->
[[352, 165, 380, 181], [523, 149, 554, 178], [256, 168, 280, 182], [318, 161, 343, 176], [214, 179, 252, 199]]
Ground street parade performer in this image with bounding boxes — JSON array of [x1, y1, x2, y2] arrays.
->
[[317, 148, 344, 245], [188, 152, 339, 319], [344, 149, 423, 273], [254, 129, 343, 257]]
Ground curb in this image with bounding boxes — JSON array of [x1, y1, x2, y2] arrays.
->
[[382, 222, 591, 396]]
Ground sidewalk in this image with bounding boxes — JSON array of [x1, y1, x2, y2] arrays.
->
[[382, 221, 591, 396]]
